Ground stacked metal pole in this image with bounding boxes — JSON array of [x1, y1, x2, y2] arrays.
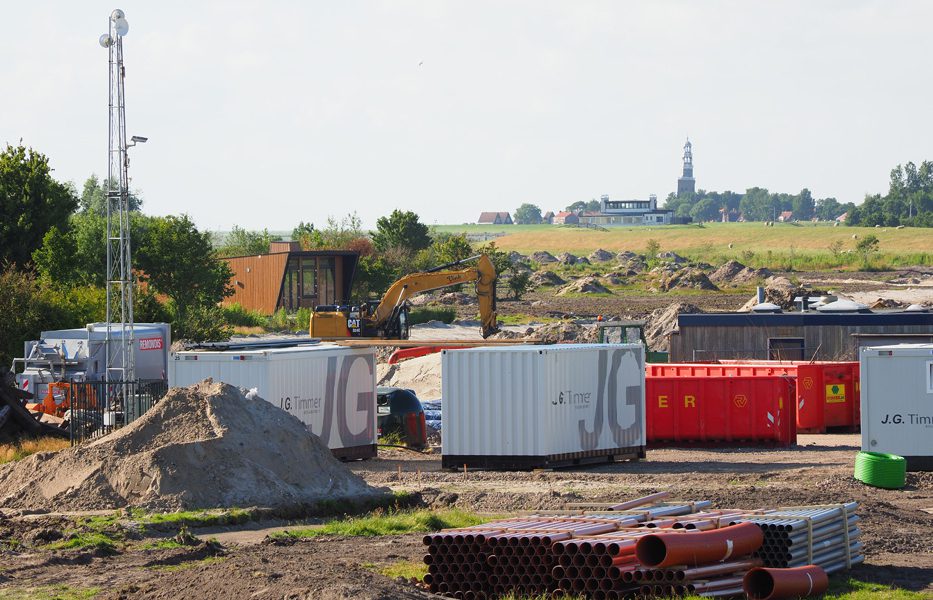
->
[[729, 503, 864, 573]]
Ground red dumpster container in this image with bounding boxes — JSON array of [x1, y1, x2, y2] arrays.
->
[[717, 360, 861, 432], [794, 362, 859, 431], [646, 374, 796, 447]]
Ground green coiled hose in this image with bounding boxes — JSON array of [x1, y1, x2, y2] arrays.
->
[[854, 451, 906, 489]]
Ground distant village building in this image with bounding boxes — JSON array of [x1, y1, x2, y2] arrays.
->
[[676, 138, 696, 196], [542, 211, 555, 224], [477, 212, 513, 225], [576, 194, 673, 226], [552, 211, 579, 225], [836, 212, 848, 223], [779, 211, 794, 222]]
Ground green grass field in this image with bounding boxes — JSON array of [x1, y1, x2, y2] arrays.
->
[[435, 222, 932, 270]]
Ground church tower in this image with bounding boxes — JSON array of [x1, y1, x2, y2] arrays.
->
[[677, 138, 695, 196]]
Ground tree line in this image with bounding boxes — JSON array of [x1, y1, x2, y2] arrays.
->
[[508, 160, 932, 227], [662, 160, 931, 226]]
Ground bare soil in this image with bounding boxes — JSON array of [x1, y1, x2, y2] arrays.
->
[[0, 435, 929, 598]]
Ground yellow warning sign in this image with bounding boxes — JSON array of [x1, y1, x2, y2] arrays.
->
[[826, 384, 846, 404]]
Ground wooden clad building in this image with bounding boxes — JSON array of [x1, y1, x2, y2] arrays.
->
[[222, 242, 359, 314], [669, 311, 933, 362]]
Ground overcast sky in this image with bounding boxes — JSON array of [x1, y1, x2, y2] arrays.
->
[[2, 1, 931, 230]]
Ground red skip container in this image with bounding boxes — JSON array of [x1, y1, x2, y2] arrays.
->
[[645, 373, 796, 447], [715, 361, 860, 432]]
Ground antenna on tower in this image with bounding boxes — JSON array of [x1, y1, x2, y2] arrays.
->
[[100, 8, 145, 393]]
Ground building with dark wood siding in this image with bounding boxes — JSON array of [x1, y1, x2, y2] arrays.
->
[[222, 242, 359, 314], [669, 311, 933, 362]]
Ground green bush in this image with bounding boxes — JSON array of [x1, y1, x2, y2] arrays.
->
[[267, 307, 291, 331], [221, 303, 266, 327], [409, 307, 456, 325], [174, 304, 232, 342], [295, 307, 312, 331]]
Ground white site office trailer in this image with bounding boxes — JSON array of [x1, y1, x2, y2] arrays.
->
[[170, 344, 377, 459], [442, 344, 646, 469], [860, 343, 933, 470]]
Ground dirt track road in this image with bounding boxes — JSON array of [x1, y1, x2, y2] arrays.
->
[[0, 435, 929, 598]]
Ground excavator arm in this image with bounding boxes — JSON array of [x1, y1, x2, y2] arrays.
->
[[370, 254, 499, 338]]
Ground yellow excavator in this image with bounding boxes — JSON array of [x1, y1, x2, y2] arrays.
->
[[310, 254, 499, 340]]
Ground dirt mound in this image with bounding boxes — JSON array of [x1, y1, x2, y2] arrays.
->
[[645, 303, 702, 351], [377, 353, 442, 400], [529, 270, 566, 287], [0, 382, 381, 511], [589, 249, 614, 262], [556, 252, 579, 265], [601, 272, 626, 286], [557, 276, 612, 295], [743, 276, 828, 310], [656, 251, 687, 264], [533, 322, 598, 344], [651, 268, 719, 292], [531, 251, 557, 264], [508, 251, 528, 264], [870, 297, 906, 309], [616, 252, 647, 275], [436, 292, 475, 305], [710, 260, 773, 285]]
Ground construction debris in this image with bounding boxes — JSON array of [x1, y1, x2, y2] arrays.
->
[[0, 381, 383, 511], [0, 372, 69, 441]]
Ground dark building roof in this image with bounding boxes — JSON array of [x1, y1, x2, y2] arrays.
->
[[678, 312, 933, 328]]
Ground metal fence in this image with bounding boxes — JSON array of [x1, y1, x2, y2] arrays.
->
[[67, 379, 168, 445]]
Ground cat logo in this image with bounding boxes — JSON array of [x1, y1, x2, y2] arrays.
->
[[733, 394, 748, 408]]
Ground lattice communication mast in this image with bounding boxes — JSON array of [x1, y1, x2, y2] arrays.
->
[[100, 9, 135, 384]]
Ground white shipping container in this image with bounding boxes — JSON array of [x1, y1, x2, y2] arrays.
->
[[860, 343, 933, 471], [169, 344, 377, 458], [442, 344, 645, 469]]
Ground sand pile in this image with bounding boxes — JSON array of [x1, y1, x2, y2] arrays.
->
[[0, 381, 382, 511], [645, 303, 702, 351], [377, 353, 442, 401]]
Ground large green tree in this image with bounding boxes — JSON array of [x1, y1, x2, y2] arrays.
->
[[372, 209, 431, 252], [0, 144, 77, 266], [135, 214, 233, 325], [513, 203, 543, 224]]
